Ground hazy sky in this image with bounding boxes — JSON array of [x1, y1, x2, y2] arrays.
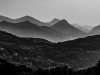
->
[[0, 0, 100, 26]]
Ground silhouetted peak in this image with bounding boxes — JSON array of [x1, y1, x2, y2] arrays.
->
[[17, 15, 34, 20], [51, 19, 74, 30], [0, 20, 12, 24], [53, 18, 60, 21], [56, 19, 70, 25], [24, 15, 32, 18], [16, 20, 40, 28], [60, 19, 68, 22], [48, 18, 60, 25]]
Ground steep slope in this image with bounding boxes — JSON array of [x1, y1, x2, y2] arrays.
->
[[51, 19, 86, 37], [47, 18, 60, 25], [90, 25, 100, 33]]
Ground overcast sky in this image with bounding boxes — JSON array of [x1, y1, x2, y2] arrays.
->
[[0, 0, 100, 26]]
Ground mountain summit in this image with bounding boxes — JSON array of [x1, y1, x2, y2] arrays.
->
[[51, 19, 86, 37], [15, 15, 50, 26], [47, 18, 60, 25]]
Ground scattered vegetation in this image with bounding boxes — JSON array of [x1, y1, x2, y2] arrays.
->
[[0, 30, 100, 75]]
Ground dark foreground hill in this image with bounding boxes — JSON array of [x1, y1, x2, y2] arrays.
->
[[0, 58, 100, 75], [0, 59, 100, 75], [0, 30, 100, 75]]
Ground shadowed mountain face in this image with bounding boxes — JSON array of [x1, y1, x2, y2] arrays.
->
[[47, 18, 60, 26], [0, 15, 50, 26], [51, 19, 86, 37], [40, 26, 65, 37], [71, 23, 90, 33], [0, 21, 19, 31], [90, 25, 100, 33], [0, 21, 65, 42]]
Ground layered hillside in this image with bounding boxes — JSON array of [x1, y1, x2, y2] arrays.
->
[[0, 15, 50, 26], [91, 25, 100, 33], [0, 21, 65, 42], [51, 19, 86, 37]]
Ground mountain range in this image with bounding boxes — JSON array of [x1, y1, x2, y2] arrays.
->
[[51, 19, 86, 37], [0, 15, 88, 42], [0, 15, 100, 75], [1, 21, 66, 42], [0, 15, 50, 26], [1, 15, 100, 42]]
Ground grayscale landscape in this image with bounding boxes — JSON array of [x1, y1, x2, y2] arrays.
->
[[0, 0, 100, 75]]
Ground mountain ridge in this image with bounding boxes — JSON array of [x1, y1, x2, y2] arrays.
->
[[0, 15, 50, 26], [47, 18, 60, 25], [71, 23, 90, 33], [0, 21, 65, 42], [51, 19, 86, 37]]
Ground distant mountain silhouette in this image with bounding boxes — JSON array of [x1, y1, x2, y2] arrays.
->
[[51, 19, 86, 37], [14, 15, 50, 26], [5, 21, 65, 42], [0, 15, 50, 26], [82, 25, 94, 30], [0, 15, 14, 23], [47, 18, 60, 25], [0, 21, 19, 31], [90, 25, 100, 34], [71, 23, 90, 33]]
